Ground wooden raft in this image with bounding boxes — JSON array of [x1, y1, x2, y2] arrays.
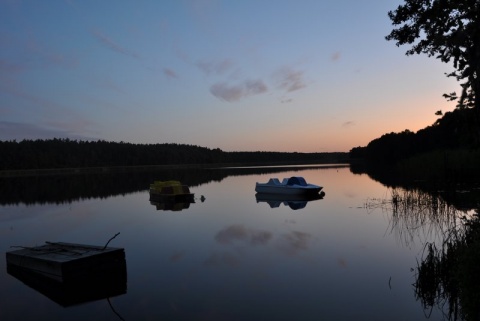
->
[[6, 242, 126, 283]]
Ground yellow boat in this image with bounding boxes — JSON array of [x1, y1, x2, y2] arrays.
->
[[149, 180, 195, 203]]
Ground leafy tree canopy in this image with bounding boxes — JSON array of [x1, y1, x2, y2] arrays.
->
[[386, 0, 480, 110]]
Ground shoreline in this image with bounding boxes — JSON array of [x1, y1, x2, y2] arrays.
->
[[0, 161, 351, 178]]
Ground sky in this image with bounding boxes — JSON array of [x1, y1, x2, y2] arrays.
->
[[0, 0, 461, 152]]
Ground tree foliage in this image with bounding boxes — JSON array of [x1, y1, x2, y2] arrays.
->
[[349, 107, 480, 164], [0, 139, 347, 171], [385, 0, 480, 110]]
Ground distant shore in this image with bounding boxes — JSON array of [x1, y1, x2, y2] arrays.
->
[[0, 161, 350, 178]]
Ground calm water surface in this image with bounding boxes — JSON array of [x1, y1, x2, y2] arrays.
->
[[0, 165, 448, 320]]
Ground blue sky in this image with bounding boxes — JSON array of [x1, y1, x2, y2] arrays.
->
[[0, 0, 459, 152]]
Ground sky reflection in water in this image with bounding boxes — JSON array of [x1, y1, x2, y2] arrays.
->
[[0, 166, 447, 320]]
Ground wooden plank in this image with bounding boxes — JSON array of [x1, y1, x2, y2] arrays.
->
[[6, 242, 125, 283]]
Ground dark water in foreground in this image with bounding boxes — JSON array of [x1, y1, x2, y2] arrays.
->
[[0, 165, 466, 320]]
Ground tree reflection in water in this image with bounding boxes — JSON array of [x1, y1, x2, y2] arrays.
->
[[367, 188, 480, 321]]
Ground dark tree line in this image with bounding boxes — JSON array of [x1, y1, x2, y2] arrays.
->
[[223, 151, 346, 165], [0, 139, 223, 170], [0, 138, 348, 171], [349, 1, 480, 185], [349, 107, 480, 164], [359, 0, 480, 166]]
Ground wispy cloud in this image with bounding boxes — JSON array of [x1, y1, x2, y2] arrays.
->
[[205, 224, 272, 268], [274, 66, 306, 92], [204, 251, 240, 267], [277, 231, 312, 257], [163, 68, 178, 79], [0, 83, 73, 116], [331, 51, 341, 62], [215, 224, 272, 246], [0, 59, 25, 101], [337, 258, 348, 268], [46, 117, 95, 134], [169, 250, 185, 263], [210, 79, 268, 102], [196, 59, 233, 75], [245, 79, 268, 95], [91, 29, 140, 59], [0, 80, 97, 140], [342, 121, 355, 128], [64, 0, 78, 10], [1, 31, 78, 71], [0, 59, 25, 74], [210, 82, 243, 102], [83, 75, 125, 95], [24, 36, 78, 69], [0, 121, 95, 141]]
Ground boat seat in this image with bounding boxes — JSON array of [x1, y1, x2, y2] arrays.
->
[[268, 178, 281, 185], [282, 177, 308, 186]]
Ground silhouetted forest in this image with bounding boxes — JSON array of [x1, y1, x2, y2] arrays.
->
[[0, 139, 348, 171], [350, 109, 480, 164], [350, 108, 480, 164], [349, 108, 480, 184]]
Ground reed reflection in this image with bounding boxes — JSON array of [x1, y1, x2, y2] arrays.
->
[[414, 210, 480, 321], [367, 188, 466, 247], [367, 187, 480, 321]]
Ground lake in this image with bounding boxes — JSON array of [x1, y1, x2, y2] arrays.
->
[[0, 164, 464, 320]]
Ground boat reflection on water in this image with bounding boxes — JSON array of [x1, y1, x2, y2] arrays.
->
[[149, 198, 194, 211], [255, 191, 325, 210], [149, 180, 196, 211]]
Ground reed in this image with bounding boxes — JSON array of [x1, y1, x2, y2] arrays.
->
[[365, 187, 465, 247], [414, 213, 480, 321], [367, 187, 480, 320]]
